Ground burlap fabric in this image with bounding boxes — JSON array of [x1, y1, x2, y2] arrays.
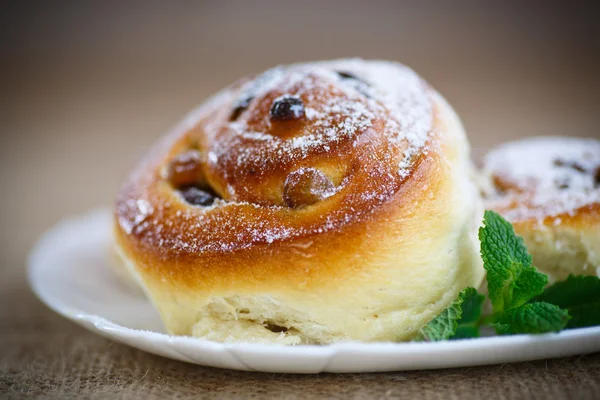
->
[[0, 263, 598, 399], [3, 2, 600, 397]]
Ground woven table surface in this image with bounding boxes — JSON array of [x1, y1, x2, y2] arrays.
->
[[2, 2, 599, 398]]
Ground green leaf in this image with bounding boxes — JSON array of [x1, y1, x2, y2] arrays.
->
[[566, 302, 600, 329], [509, 265, 549, 310], [453, 289, 485, 339], [479, 210, 547, 311], [535, 275, 600, 329], [492, 302, 570, 335], [414, 288, 482, 341], [453, 326, 481, 339]]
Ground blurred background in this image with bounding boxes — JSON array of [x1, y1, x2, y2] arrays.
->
[[1, 0, 599, 275]]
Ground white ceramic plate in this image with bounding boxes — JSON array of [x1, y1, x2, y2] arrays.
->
[[28, 210, 600, 374]]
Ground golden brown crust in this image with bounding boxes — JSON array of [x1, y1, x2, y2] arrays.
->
[[113, 60, 484, 342], [115, 61, 434, 267]]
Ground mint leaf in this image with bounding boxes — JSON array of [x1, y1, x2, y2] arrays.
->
[[535, 275, 600, 328], [412, 211, 594, 342], [535, 275, 600, 308], [493, 302, 569, 335], [479, 210, 547, 311], [566, 302, 600, 329], [415, 288, 482, 341], [509, 266, 548, 310], [453, 325, 480, 340], [453, 289, 485, 339]]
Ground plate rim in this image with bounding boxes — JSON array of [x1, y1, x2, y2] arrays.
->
[[28, 209, 600, 373]]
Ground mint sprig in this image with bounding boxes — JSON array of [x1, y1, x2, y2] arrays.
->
[[478, 210, 547, 311], [414, 288, 483, 342], [453, 287, 485, 339], [492, 302, 569, 335], [413, 210, 599, 341], [478, 210, 567, 335]]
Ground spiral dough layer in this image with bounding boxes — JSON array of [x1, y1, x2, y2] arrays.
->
[[114, 60, 484, 344]]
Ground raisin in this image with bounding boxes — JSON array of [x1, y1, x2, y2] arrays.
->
[[270, 95, 304, 121], [553, 159, 587, 173], [336, 71, 371, 97], [337, 71, 359, 80], [179, 186, 218, 207], [283, 168, 334, 207], [230, 96, 253, 121], [167, 149, 203, 187]]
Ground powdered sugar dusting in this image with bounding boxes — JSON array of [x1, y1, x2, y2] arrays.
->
[[117, 59, 438, 256], [213, 60, 432, 177], [118, 199, 154, 235], [162, 203, 297, 253], [314, 59, 433, 177]]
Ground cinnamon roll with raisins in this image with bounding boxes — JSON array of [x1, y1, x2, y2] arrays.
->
[[114, 59, 484, 344]]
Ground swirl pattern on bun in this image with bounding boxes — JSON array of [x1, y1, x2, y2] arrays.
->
[[114, 60, 484, 344]]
